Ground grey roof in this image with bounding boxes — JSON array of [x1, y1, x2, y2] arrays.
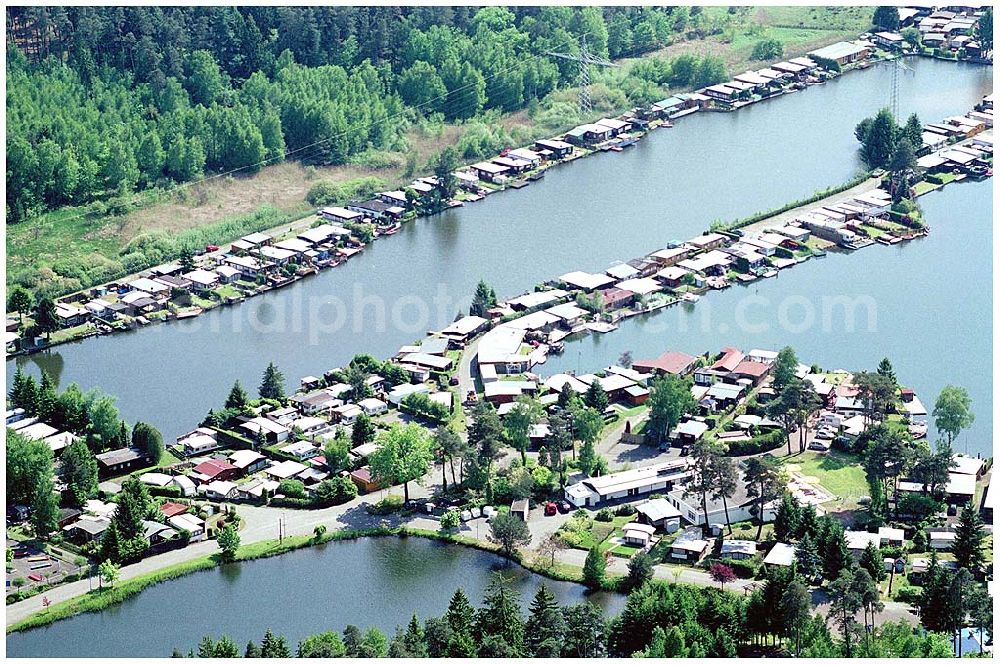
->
[[95, 447, 146, 467], [720, 540, 758, 557], [636, 498, 682, 522], [419, 337, 450, 356]]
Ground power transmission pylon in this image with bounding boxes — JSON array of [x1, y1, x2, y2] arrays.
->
[[888, 57, 912, 118], [548, 36, 618, 116]]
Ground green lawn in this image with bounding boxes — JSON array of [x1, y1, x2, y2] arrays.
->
[[756, 6, 873, 31], [213, 284, 242, 299], [559, 515, 631, 552], [788, 450, 868, 501]]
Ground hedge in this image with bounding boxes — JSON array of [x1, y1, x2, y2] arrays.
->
[[724, 428, 786, 456]]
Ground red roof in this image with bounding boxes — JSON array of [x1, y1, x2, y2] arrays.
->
[[192, 459, 237, 479], [711, 346, 745, 373], [351, 467, 373, 483], [733, 360, 770, 379], [599, 287, 635, 306], [159, 502, 188, 518], [633, 351, 696, 375]]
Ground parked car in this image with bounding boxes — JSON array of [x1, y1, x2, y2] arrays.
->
[[206, 244, 220, 252], [558, 501, 571, 514], [544, 502, 558, 516], [449, 376, 460, 386], [680, 445, 690, 456]]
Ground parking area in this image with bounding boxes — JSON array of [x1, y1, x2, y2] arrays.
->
[[6, 541, 80, 593]]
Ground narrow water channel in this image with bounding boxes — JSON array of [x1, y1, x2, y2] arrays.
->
[[7, 58, 992, 442], [542, 178, 993, 456], [5, 536, 625, 658]]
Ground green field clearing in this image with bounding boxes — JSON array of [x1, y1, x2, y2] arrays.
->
[[788, 450, 868, 501]]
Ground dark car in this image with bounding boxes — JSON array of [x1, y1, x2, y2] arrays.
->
[[544, 502, 558, 516], [680, 445, 691, 456], [558, 501, 571, 514], [449, 376, 460, 386]]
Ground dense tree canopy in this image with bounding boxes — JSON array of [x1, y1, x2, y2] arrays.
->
[[7, 6, 699, 223]]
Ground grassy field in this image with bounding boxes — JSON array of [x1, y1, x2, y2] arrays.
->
[[787, 450, 868, 502], [753, 6, 873, 31]]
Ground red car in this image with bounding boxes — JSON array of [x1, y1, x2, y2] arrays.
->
[[544, 502, 558, 516], [206, 244, 220, 252]]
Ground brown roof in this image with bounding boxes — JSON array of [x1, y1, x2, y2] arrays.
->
[[733, 360, 770, 379], [159, 502, 189, 518], [711, 347, 745, 373], [192, 460, 237, 479], [351, 467, 373, 483], [599, 287, 635, 306], [633, 351, 696, 375]]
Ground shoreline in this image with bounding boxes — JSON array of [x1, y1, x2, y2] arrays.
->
[[7, 49, 973, 358], [6, 525, 610, 635]]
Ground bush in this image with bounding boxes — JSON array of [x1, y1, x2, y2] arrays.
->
[[312, 477, 357, 507], [897, 493, 942, 521], [277, 479, 307, 499], [348, 150, 405, 171], [440, 508, 461, 530], [147, 485, 182, 499], [400, 392, 451, 423], [614, 504, 638, 517], [367, 494, 405, 515], [725, 428, 785, 456], [595, 508, 615, 522], [715, 557, 760, 578], [305, 177, 386, 206], [751, 38, 784, 61], [894, 586, 921, 603]]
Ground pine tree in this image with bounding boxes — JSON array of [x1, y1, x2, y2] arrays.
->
[[60, 439, 99, 507], [773, 493, 801, 542], [584, 380, 609, 411], [820, 519, 851, 581], [469, 280, 497, 318], [258, 362, 286, 401], [34, 297, 60, 339], [795, 532, 821, 581], [876, 357, 897, 385], [36, 372, 57, 420], [444, 588, 476, 652], [859, 541, 886, 583], [9, 366, 39, 415], [100, 521, 123, 563], [31, 475, 60, 538], [582, 546, 606, 588], [477, 573, 525, 656], [951, 502, 986, 573], [260, 628, 291, 657], [225, 380, 249, 409], [524, 585, 565, 656], [401, 614, 427, 657]]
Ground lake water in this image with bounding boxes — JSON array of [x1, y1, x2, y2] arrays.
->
[[5, 536, 625, 658], [542, 178, 993, 456], [7, 58, 993, 444]]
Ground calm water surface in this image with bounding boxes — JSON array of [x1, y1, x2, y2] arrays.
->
[[7, 59, 992, 442], [5, 536, 625, 658], [542, 179, 993, 455]]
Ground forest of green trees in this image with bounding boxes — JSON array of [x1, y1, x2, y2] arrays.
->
[[186, 573, 958, 658], [7, 6, 734, 223]]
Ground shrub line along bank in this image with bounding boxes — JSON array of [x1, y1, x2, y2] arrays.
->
[[10, 42, 921, 355], [7, 526, 616, 634]]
